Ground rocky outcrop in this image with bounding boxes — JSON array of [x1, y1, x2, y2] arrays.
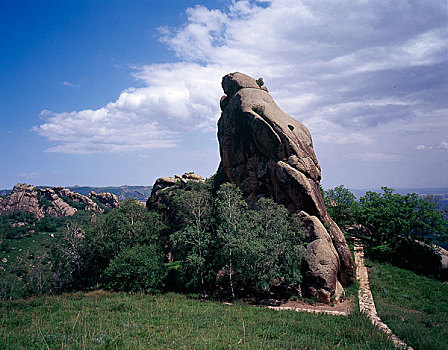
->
[[216, 72, 355, 301], [0, 183, 44, 219], [146, 172, 205, 214], [437, 246, 448, 280], [0, 183, 110, 219], [39, 188, 77, 217], [299, 211, 341, 303], [52, 187, 100, 212], [89, 191, 120, 209]]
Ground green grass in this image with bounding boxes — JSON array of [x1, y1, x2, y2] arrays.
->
[[0, 291, 395, 349], [0, 233, 52, 263], [367, 259, 448, 350]]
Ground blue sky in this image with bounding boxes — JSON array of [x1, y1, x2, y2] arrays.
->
[[1, 0, 447, 189]]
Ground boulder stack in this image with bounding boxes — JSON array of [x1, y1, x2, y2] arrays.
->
[[89, 191, 120, 209], [0, 183, 44, 218]]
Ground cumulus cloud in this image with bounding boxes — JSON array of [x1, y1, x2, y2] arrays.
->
[[37, 64, 223, 153], [35, 0, 447, 157]]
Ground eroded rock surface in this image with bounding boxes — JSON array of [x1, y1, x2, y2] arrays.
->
[[0, 183, 44, 218], [0, 183, 109, 219], [216, 72, 355, 300], [89, 191, 120, 209]]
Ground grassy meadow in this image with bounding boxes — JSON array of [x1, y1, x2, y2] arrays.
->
[[1, 291, 395, 349], [367, 259, 448, 350]]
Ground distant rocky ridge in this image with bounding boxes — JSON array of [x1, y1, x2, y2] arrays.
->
[[1, 185, 152, 202], [216, 72, 355, 302], [0, 183, 119, 219], [68, 185, 152, 201]]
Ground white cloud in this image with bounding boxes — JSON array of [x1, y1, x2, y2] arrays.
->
[[439, 141, 448, 150], [414, 140, 448, 151], [35, 0, 447, 158], [62, 81, 79, 87], [359, 153, 401, 163], [36, 64, 223, 153]]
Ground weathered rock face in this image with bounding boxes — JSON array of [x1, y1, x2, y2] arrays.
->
[[217, 72, 355, 300], [89, 191, 120, 209], [39, 188, 78, 217], [0, 183, 109, 219], [0, 183, 44, 219], [52, 187, 100, 212]]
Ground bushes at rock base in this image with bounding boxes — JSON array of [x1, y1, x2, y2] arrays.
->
[[102, 245, 167, 293]]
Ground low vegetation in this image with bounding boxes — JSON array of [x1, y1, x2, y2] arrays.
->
[[1, 182, 447, 348], [367, 258, 448, 350], [170, 182, 306, 299], [325, 185, 448, 278], [0, 291, 395, 349]]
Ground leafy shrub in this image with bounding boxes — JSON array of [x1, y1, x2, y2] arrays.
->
[[36, 216, 65, 232], [357, 187, 447, 245], [36, 191, 52, 210], [170, 182, 307, 299], [251, 105, 265, 117], [102, 245, 166, 293], [0, 213, 37, 239], [82, 199, 165, 286]]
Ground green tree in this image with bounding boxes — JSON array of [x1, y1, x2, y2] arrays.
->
[[83, 199, 165, 286], [102, 245, 166, 293], [324, 185, 357, 226], [357, 187, 448, 246], [215, 184, 306, 298], [170, 182, 213, 298], [215, 183, 249, 299], [251, 198, 306, 293], [51, 222, 85, 292]]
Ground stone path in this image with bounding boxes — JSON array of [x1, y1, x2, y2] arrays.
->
[[265, 305, 349, 316], [353, 238, 413, 350]]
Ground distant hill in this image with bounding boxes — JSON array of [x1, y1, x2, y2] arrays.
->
[[68, 185, 152, 202], [0, 189, 11, 197]]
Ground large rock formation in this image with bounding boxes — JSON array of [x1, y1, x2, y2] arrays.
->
[[89, 191, 120, 209], [0, 183, 110, 219], [217, 72, 355, 302], [0, 183, 44, 219]]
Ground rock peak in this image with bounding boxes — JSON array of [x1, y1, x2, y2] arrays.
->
[[217, 72, 355, 302], [221, 72, 268, 96]]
